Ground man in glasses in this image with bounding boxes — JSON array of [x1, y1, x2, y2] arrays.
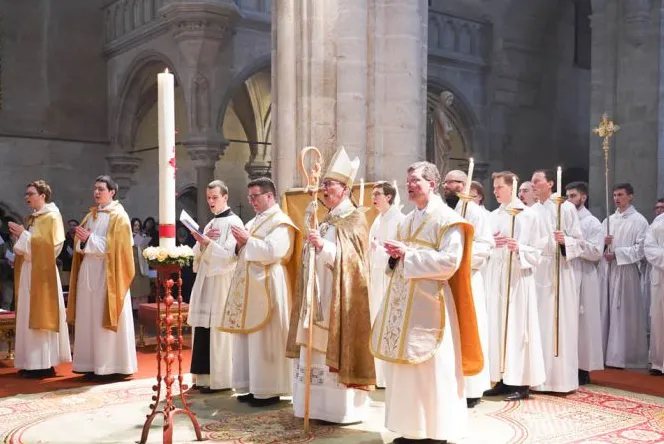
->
[[220, 177, 298, 407], [287, 146, 375, 424]]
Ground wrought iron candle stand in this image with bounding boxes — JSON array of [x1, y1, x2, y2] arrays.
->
[[139, 264, 203, 444]]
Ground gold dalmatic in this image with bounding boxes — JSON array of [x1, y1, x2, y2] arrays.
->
[[370, 201, 483, 376], [219, 209, 298, 334]]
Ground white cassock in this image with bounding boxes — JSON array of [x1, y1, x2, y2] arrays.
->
[[293, 199, 369, 424], [567, 206, 605, 372], [372, 195, 468, 441], [14, 203, 72, 370], [455, 200, 494, 398], [188, 210, 243, 389], [485, 203, 546, 387], [643, 213, 664, 372], [230, 205, 294, 399], [641, 263, 652, 335], [600, 206, 649, 368], [72, 202, 137, 375], [368, 204, 405, 388], [531, 198, 582, 393]]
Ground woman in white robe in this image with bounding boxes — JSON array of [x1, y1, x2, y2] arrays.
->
[[643, 213, 664, 374], [368, 181, 404, 388]]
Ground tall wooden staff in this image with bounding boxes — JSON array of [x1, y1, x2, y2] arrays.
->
[[592, 114, 620, 309], [298, 146, 323, 435]]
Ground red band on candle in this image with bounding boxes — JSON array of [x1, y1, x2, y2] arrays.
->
[[159, 224, 176, 238]]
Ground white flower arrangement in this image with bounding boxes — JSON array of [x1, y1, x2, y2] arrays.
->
[[142, 245, 194, 267]]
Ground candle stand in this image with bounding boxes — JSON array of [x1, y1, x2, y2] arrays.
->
[[139, 263, 202, 444]]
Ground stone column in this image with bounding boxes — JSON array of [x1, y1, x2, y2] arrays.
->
[[272, 0, 428, 190], [183, 137, 227, 225], [106, 151, 142, 200]]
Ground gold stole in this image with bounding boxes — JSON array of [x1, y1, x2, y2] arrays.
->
[[14, 211, 65, 331], [370, 209, 483, 376], [219, 210, 297, 334], [66, 204, 135, 331]]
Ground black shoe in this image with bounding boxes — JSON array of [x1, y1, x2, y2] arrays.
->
[[466, 397, 481, 408], [649, 369, 664, 376], [199, 387, 230, 394], [248, 396, 280, 407], [392, 438, 446, 444], [578, 369, 591, 385], [504, 388, 529, 401], [483, 380, 509, 397], [23, 367, 56, 379], [236, 393, 254, 402]]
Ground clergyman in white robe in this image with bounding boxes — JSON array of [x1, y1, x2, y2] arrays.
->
[[568, 206, 604, 375], [531, 197, 582, 393], [600, 205, 649, 369], [293, 198, 369, 424], [484, 202, 546, 395], [643, 213, 664, 374], [71, 201, 137, 375], [188, 208, 243, 390], [454, 199, 494, 402], [14, 203, 72, 372], [368, 203, 405, 388]]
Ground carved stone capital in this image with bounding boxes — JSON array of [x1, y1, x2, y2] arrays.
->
[[245, 160, 272, 180], [106, 152, 142, 200], [182, 135, 229, 168], [161, 1, 240, 66]]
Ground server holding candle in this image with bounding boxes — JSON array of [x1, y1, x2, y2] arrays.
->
[[529, 168, 584, 393]]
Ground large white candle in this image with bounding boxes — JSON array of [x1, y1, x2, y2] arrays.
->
[[393, 179, 400, 207], [464, 158, 474, 194], [512, 177, 518, 203], [556, 166, 562, 196], [359, 178, 365, 206], [158, 69, 176, 248]]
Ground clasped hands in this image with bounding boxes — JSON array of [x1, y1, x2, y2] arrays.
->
[[493, 232, 519, 253], [7, 221, 24, 238], [604, 235, 615, 261]]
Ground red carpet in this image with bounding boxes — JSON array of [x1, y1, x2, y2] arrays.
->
[[591, 368, 664, 398], [0, 344, 191, 398]]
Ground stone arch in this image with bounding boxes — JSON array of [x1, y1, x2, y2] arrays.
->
[[216, 54, 271, 138], [110, 50, 181, 152]]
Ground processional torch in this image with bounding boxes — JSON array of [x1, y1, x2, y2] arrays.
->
[[551, 166, 565, 357], [298, 146, 323, 435], [592, 114, 620, 315], [457, 157, 475, 219], [501, 177, 522, 374]]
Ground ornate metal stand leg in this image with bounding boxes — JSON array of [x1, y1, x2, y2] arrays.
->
[[140, 266, 202, 444]]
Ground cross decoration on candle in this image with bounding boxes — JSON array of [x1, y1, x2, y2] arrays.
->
[[157, 68, 176, 248]]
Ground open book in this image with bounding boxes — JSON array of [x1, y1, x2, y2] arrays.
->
[[180, 210, 203, 237]]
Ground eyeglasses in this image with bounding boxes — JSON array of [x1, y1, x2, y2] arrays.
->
[[247, 192, 268, 201], [321, 180, 342, 189], [443, 180, 464, 185], [371, 191, 385, 197], [24, 191, 38, 197]]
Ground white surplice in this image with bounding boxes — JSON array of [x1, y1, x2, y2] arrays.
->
[[485, 203, 546, 387], [380, 195, 467, 442], [531, 198, 582, 393], [643, 213, 664, 372], [600, 206, 649, 369], [368, 204, 405, 388], [188, 210, 243, 389], [454, 200, 494, 398], [231, 204, 294, 399], [567, 206, 604, 372], [293, 199, 369, 424], [13, 203, 72, 370], [72, 201, 137, 375]]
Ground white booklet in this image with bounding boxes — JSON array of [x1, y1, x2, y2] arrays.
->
[[180, 210, 203, 237]]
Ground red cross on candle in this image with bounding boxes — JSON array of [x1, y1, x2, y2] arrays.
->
[[168, 152, 177, 178]]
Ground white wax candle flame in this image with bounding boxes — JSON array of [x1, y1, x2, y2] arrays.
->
[[464, 157, 474, 194]]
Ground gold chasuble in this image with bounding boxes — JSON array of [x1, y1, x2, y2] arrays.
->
[[370, 201, 483, 376], [286, 208, 376, 387], [14, 210, 65, 331], [219, 209, 299, 333], [66, 203, 135, 331]]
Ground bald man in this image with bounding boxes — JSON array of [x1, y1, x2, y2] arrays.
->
[[442, 170, 494, 407], [519, 181, 538, 207]]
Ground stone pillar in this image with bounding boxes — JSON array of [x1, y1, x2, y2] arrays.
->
[[589, 0, 660, 218], [272, 0, 428, 191], [106, 151, 142, 200], [183, 137, 227, 225]]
